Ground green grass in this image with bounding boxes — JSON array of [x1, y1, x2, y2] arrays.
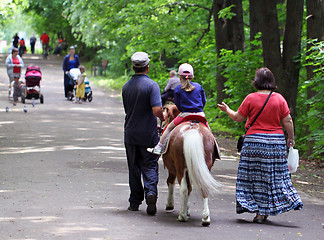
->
[[89, 73, 128, 91]]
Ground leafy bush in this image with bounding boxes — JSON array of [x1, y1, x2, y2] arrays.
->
[[297, 40, 324, 159], [205, 35, 263, 135]]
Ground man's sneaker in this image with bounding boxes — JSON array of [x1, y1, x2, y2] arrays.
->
[[146, 194, 157, 215], [147, 146, 162, 155]]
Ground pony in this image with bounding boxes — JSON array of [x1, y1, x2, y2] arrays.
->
[[161, 104, 221, 226]]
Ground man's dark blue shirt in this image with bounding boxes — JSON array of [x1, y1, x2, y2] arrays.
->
[[122, 74, 162, 146]]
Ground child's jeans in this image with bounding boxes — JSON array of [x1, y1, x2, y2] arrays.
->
[[13, 83, 25, 101]]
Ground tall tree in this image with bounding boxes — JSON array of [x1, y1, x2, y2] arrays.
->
[[249, 0, 261, 41], [253, 0, 304, 119], [306, 0, 324, 96], [213, 0, 244, 103], [258, 0, 283, 89], [282, 0, 304, 118]]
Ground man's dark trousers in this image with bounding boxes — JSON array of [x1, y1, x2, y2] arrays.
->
[[125, 142, 159, 208]]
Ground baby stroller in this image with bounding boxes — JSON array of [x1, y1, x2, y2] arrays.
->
[[83, 77, 93, 102], [68, 68, 93, 102], [24, 65, 44, 104], [67, 68, 79, 101]]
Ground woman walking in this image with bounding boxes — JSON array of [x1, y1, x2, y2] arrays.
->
[[62, 46, 80, 99], [5, 48, 24, 98], [218, 67, 303, 223]]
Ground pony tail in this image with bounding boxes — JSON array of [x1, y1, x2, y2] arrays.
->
[[183, 129, 221, 196]]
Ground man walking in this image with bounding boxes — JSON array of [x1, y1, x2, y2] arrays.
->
[[122, 52, 164, 215], [40, 32, 50, 57], [30, 34, 36, 54]]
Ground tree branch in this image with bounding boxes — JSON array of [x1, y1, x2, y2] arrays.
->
[[196, 1, 215, 46]]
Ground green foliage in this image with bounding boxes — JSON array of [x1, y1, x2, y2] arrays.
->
[[0, 7, 36, 47], [91, 72, 128, 93], [218, 5, 236, 20], [204, 35, 264, 134], [21, 0, 80, 49], [0, 0, 16, 26], [297, 40, 324, 159], [63, 0, 215, 88]]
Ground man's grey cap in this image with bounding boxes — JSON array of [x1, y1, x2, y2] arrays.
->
[[131, 52, 150, 68]]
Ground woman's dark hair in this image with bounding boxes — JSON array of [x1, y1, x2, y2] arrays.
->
[[252, 67, 277, 90], [133, 65, 148, 73], [12, 48, 18, 53]]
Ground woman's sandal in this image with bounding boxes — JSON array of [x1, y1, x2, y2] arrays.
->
[[253, 214, 268, 224]]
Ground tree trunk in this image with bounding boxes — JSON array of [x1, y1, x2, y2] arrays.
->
[[249, 0, 261, 41], [306, 0, 324, 97], [213, 0, 244, 102], [231, 0, 245, 51], [282, 0, 304, 119], [258, 0, 283, 91], [214, 0, 230, 103]]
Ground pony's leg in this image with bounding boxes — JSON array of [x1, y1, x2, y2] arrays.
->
[[201, 197, 211, 226], [166, 174, 175, 211], [166, 183, 175, 211], [178, 171, 190, 222]]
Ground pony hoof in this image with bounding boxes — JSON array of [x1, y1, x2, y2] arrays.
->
[[202, 221, 210, 226], [177, 215, 189, 222], [166, 206, 174, 211], [202, 216, 210, 226]]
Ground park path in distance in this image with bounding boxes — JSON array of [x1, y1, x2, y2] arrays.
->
[[0, 53, 323, 240]]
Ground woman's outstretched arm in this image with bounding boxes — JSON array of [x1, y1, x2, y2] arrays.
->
[[217, 102, 245, 123]]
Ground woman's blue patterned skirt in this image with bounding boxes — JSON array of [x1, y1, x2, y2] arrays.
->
[[236, 134, 303, 216]]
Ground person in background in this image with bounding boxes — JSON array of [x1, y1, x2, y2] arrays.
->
[[30, 34, 37, 54], [12, 33, 19, 48], [62, 46, 80, 99], [40, 32, 50, 57], [161, 70, 180, 105], [5, 48, 24, 98], [54, 39, 63, 55], [74, 65, 86, 104], [18, 38, 26, 57], [217, 67, 303, 224], [122, 52, 164, 215]]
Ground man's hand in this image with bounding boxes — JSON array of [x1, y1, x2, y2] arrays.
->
[[152, 106, 164, 122]]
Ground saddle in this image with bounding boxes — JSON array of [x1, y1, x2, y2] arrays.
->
[[161, 115, 221, 160], [182, 115, 208, 127]]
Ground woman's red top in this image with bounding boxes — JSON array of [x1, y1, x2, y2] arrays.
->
[[238, 92, 290, 135], [12, 57, 20, 74]]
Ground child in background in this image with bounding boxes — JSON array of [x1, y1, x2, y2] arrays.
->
[[75, 65, 86, 104], [12, 76, 25, 105]]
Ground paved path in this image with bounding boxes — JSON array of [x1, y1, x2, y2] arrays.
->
[[0, 53, 323, 240]]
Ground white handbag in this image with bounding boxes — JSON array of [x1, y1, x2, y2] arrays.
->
[[287, 146, 299, 173]]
